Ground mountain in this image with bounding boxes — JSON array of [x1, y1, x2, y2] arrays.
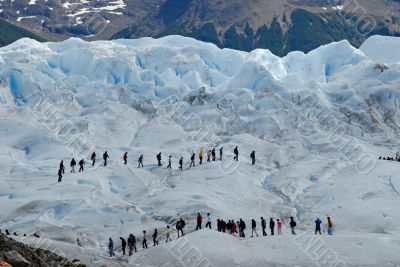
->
[[0, 18, 45, 46], [0, 0, 400, 55], [0, 35, 400, 266]]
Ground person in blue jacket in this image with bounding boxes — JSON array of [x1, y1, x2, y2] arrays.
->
[[108, 237, 114, 257], [315, 218, 322, 235]]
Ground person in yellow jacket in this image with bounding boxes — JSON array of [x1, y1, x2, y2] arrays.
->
[[327, 217, 333, 235], [199, 149, 204, 164]]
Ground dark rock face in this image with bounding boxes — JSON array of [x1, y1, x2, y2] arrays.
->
[[0, 235, 86, 267]]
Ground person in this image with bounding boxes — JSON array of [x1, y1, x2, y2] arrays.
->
[[190, 153, 195, 167], [221, 219, 227, 233], [179, 157, 183, 170], [217, 219, 221, 232], [277, 219, 282, 235], [250, 150, 255, 165], [251, 219, 258, 237], [58, 168, 63, 182], [207, 150, 211, 162], [230, 221, 237, 236], [211, 148, 216, 161], [91, 152, 96, 166], [5, 229, 10, 235], [261, 217, 267, 236], [108, 238, 114, 257], [123, 152, 128, 165], [205, 213, 212, 229], [233, 146, 239, 161], [176, 218, 185, 237], [59, 160, 65, 174], [219, 147, 223, 161], [199, 149, 204, 164], [196, 212, 202, 230], [290, 217, 297, 235], [103, 151, 109, 166], [120, 237, 127, 255], [142, 231, 148, 249], [152, 229, 159, 246], [78, 158, 85, 172], [157, 152, 162, 166], [327, 217, 333, 235], [128, 234, 137, 255], [165, 226, 172, 243], [77, 238, 82, 247], [315, 218, 322, 235], [167, 155, 172, 169], [270, 218, 275, 235], [70, 158, 76, 173], [138, 154, 144, 168], [239, 219, 246, 237]]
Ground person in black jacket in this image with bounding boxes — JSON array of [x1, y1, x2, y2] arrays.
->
[[152, 229, 159, 246], [157, 153, 162, 166], [59, 160, 65, 174], [261, 217, 267, 236], [91, 152, 96, 166], [190, 153, 195, 167], [239, 219, 246, 237], [269, 218, 275, 235], [70, 158, 76, 173], [251, 219, 258, 237], [211, 148, 216, 161], [79, 159, 85, 172], [290, 217, 297, 235], [120, 237, 127, 255], [250, 151, 256, 165], [103, 151, 109, 166], [179, 157, 183, 170], [233, 146, 239, 161], [127, 234, 137, 255]]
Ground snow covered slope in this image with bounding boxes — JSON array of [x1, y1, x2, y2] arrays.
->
[[1, 35, 400, 266]]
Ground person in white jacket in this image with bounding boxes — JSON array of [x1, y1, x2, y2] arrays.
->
[[205, 213, 212, 229]]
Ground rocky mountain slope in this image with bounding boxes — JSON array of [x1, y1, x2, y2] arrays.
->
[[0, 0, 400, 54]]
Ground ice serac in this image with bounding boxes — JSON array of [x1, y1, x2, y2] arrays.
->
[[0, 35, 400, 266], [360, 35, 400, 64]]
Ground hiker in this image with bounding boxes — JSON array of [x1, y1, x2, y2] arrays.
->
[[138, 154, 144, 168], [233, 146, 239, 161], [261, 217, 267, 236], [239, 219, 246, 237], [5, 230, 10, 236], [103, 151, 109, 166], [217, 219, 221, 232], [70, 158, 76, 173], [221, 219, 227, 233], [219, 147, 223, 161], [179, 157, 183, 170], [58, 168, 63, 182], [251, 219, 258, 237], [120, 237, 127, 255], [123, 152, 128, 165], [59, 160, 65, 174], [157, 152, 162, 166], [190, 153, 195, 167], [176, 218, 185, 237], [250, 150, 255, 165], [196, 212, 202, 230], [128, 234, 137, 255], [230, 221, 237, 236], [315, 218, 322, 235], [77, 238, 82, 247], [108, 238, 114, 257], [165, 226, 172, 243], [270, 218, 275, 235], [277, 219, 282, 235], [91, 152, 96, 166], [211, 148, 216, 161], [207, 150, 211, 162], [142, 231, 148, 249], [167, 155, 172, 169], [290, 217, 297, 235], [199, 149, 204, 164], [152, 229, 159, 246], [205, 213, 212, 229], [78, 158, 85, 172], [327, 217, 333, 235]]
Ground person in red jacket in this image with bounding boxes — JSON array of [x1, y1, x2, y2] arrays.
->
[[196, 212, 202, 230], [231, 222, 237, 236]]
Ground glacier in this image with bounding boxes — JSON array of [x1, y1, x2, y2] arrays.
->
[[0, 35, 400, 266]]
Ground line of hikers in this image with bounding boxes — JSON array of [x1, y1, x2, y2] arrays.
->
[[106, 214, 334, 257], [57, 146, 258, 182]]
